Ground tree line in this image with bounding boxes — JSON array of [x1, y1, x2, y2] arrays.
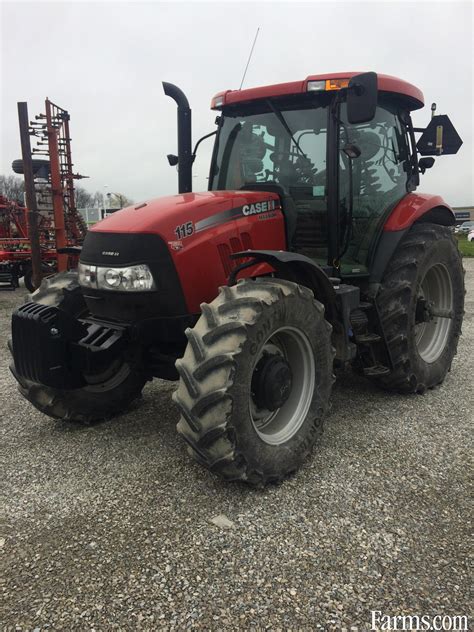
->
[[0, 175, 133, 209]]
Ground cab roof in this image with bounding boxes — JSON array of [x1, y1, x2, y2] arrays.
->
[[211, 72, 424, 111]]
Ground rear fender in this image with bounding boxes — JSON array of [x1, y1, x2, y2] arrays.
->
[[383, 193, 454, 232], [370, 194, 455, 285]]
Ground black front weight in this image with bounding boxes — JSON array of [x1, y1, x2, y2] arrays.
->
[[11, 302, 126, 389]]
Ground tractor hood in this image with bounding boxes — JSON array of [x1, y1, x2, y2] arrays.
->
[[89, 190, 281, 242], [80, 188, 286, 317]]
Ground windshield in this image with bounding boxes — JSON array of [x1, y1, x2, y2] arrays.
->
[[210, 104, 328, 196], [208, 98, 410, 273]]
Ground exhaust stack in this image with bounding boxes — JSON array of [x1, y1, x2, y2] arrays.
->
[[163, 82, 192, 194]]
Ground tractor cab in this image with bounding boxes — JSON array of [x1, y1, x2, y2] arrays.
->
[[207, 73, 455, 277]]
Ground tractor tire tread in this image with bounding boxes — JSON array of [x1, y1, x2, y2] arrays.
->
[[174, 277, 333, 486], [373, 223, 464, 394]]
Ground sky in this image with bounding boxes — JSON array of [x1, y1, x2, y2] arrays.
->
[[1, 0, 473, 207]]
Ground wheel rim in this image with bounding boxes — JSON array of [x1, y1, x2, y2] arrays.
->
[[249, 326, 315, 446], [414, 263, 453, 363], [83, 360, 131, 392]]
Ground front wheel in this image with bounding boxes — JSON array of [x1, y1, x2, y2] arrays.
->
[[16, 364, 146, 424], [374, 222, 464, 393], [173, 278, 335, 486]]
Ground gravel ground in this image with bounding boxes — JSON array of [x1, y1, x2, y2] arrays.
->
[[1, 263, 472, 631]]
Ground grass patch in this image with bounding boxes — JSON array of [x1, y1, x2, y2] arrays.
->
[[456, 234, 474, 257]]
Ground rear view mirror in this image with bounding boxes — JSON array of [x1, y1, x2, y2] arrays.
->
[[347, 72, 378, 125]]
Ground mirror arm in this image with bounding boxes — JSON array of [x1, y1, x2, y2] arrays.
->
[[407, 119, 420, 190], [192, 130, 218, 163]]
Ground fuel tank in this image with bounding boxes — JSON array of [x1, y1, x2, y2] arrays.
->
[[81, 190, 286, 314]]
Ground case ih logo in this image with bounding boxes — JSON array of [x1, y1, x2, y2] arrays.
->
[[101, 251, 120, 256], [168, 240, 184, 251], [194, 199, 280, 233], [242, 200, 276, 216]]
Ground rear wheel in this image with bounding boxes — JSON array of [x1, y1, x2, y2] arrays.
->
[[374, 223, 464, 393], [11, 271, 146, 423], [173, 278, 335, 485]]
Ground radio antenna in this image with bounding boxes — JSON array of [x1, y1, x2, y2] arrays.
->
[[239, 27, 260, 90]]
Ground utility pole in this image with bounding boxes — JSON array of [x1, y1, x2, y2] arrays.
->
[[17, 102, 43, 290]]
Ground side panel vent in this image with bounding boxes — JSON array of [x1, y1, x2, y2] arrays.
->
[[230, 237, 242, 253], [240, 232, 253, 251], [217, 242, 233, 276], [217, 233, 253, 277]]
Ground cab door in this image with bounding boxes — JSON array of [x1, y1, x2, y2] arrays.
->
[[337, 99, 410, 275]]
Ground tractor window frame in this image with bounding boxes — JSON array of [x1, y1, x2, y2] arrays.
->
[[402, 110, 421, 192]]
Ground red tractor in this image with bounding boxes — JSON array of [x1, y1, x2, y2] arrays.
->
[[10, 72, 464, 485]]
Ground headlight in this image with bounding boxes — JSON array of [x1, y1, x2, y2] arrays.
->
[[78, 262, 156, 292]]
